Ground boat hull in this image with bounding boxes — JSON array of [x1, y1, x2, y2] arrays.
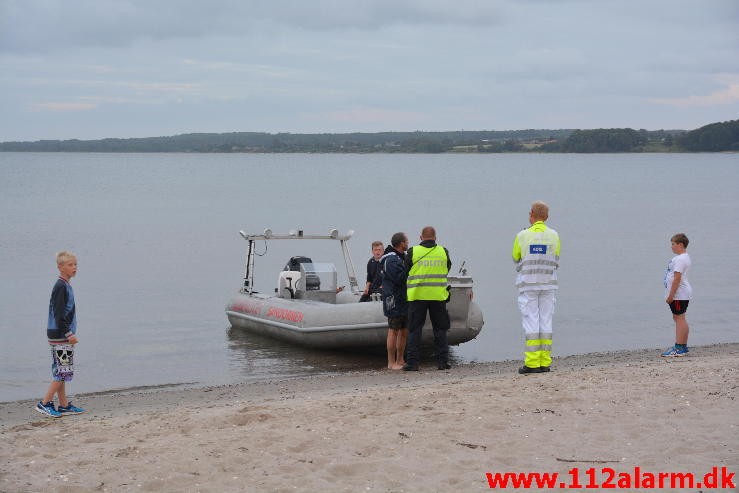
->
[[226, 276, 484, 349]]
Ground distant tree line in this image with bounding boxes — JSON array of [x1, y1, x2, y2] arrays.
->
[[0, 130, 573, 153], [675, 119, 739, 151], [1, 120, 737, 153]]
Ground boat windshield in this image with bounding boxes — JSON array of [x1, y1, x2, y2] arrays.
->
[[297, 262, 337, 302]]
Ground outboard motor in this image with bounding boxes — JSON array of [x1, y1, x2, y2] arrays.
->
[[284, 256, 321, 290]]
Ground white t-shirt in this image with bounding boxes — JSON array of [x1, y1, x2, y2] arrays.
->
[[664, 252, 692, 300]]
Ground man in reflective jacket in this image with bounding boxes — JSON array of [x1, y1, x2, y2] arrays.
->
[[512, 201, 561, 374], [403, 226, 452, 371]]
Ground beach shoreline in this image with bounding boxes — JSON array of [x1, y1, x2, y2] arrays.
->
[[1, 343, 737, 492]]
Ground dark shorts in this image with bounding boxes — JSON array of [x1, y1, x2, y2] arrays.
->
[[668, 300, 689, 315], [387, 316, 407, 329]]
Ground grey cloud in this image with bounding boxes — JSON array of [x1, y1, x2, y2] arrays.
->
[[1, 0, 508, 54], [1, 0, 738, 140], [1, 0, 234, 52]]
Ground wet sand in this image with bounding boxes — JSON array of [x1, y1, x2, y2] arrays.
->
[[1, 343, 737, 492]]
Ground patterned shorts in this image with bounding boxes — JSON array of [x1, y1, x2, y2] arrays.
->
[[50, 344, 74, 382]]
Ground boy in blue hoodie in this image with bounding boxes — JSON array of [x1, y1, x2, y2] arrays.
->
[[35, 251, 85, 418], [380, 233, 409, 369]]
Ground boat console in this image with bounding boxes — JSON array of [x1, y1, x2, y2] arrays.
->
[[279, 259, 338, 303]]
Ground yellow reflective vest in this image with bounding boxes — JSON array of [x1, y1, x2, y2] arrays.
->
[[512, 221, 560, 292], [407, 245, 449, 301]]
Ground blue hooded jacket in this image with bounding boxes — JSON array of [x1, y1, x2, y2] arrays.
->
[[380, 245, 408, 318], [47, 278, 77, 343]]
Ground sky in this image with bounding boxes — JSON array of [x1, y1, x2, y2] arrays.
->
[[1, 0, 738, 141]]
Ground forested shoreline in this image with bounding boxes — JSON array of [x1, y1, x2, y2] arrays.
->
[[1, 120, 736, 153]]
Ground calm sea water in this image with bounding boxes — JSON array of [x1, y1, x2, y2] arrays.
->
[[1, 152, 737, 401]]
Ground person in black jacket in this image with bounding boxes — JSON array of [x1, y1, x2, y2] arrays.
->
[[360, 241, 385, 302], [380, 232, 409, 369]]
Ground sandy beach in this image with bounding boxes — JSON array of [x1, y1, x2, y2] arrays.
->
[[1, 343, 737, 492]]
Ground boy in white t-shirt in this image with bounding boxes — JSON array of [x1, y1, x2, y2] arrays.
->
[[661, 233, 692, 357]]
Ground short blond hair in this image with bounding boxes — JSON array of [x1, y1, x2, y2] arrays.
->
[[56, 251, 77, 265], [530, 201, 549, 221], [371, 240, 383, 249]]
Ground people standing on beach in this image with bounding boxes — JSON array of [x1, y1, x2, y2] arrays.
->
[[512, 201, 560, 374], [360, 241, 384, 302], [36, 251, 85, 418], [661, 233, 692, 357], [380, 232, 410, 370], [403, 226, 452, 371]]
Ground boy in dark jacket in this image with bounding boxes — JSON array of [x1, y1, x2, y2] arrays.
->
[[36, 251, 85, 418], [380, 233, 409, 369]]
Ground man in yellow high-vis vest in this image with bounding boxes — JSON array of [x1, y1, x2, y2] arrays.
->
[[512, 201, 560, 374], [402, 226, 451, 371]]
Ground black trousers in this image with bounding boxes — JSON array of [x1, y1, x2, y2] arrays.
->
[[406, 300, 450, 366]]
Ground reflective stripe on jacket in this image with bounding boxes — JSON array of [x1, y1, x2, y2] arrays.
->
[[407, 245, 449, 301], [512, 221, 560, 292]]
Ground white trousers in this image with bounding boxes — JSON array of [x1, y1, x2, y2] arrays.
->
[[518, 289, 556, 367], [517, 289, 556, 336]]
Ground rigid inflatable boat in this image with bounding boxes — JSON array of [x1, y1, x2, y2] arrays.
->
[[225, 228, 484, 349]]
